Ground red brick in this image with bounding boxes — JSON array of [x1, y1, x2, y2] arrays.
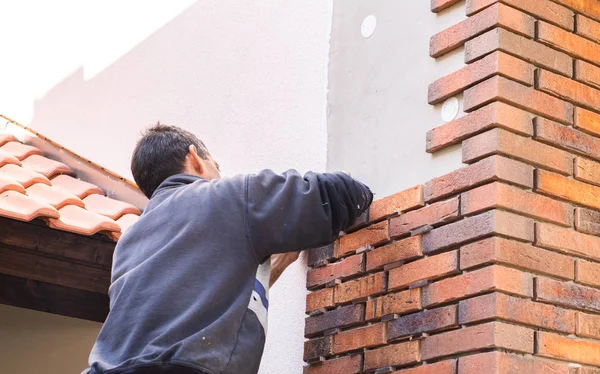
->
[[536, 117, 600, 162], [537, 169, 600, 213], [304, 336, 333, 361], [430, 3, 534, 57], [536, 222, 600, 262], [537, 331, 600, 366], [576, 259, 600, 288], [577, 312, 600, 340], [390, 197, 460, 238], [393, 360, 456, 374], [305, 304, 364, 337], [422, 321, 533, 360], [422, 210, 534, 254], [333, 323, 387, 354], [303, 355, 362, 374], [537, 21, 600, 66], [575, 207, 600, 236], [428, 51, 534, 104], [366, 236, 422, 271], [463, 128, 574, 174], [459, 292, 576, 333], [576, 60, 600, 91], [460, 237, 575, 280], [577, 14, 600, 43], [389, 251, 459, 291], [307, 254, 364, 288], [580, 367, 600, 374], [423, 265, 533, 307], [536, 277, 600, 313], [464, 75, 574, 124], [364, 340, 419, 371], [339, 221, 389, 257], [426, 102, 533, 153], [307, 243, 336, 267], [424, 155, 533, 202], [550, 0, 600, 22], [575, 107, 600, 137], [431, 0, 462, 12], [458, 351, 578, 374], [306, 287, 335, 313], [369, 186, 424, 222], [388, 305, 458, 340], [365, 288, 422, 320], [334, 272, 386, 304], [466, 0, 574, 31], [461, 182, 573, 226], [465, 28, 572, 77], [538, 69, 600, 113]]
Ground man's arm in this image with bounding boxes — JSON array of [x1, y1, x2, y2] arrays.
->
[[245, 170, 373, 263], [269, 251, 300, 287]]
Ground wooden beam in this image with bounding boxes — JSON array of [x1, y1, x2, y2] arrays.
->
[[0, 246, 111, 294], [0, 273, 109, 322], [0, 217, 115, 268]]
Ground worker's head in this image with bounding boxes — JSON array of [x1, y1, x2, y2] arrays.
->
[[131, 123, 221, 198]]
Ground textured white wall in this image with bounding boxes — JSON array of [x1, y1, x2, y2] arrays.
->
[[0, 1, 333, 373], [326, 0, 467, 196]]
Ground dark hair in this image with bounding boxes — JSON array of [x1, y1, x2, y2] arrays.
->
[[131, 123, 210, 198]]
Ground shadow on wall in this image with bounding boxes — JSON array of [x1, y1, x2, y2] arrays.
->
[[29, 0, 328, 180]]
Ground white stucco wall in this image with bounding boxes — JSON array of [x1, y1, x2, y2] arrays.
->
[[0, 305, 101, 374], [0, 1, 332, 373], [326, 0, 467, 196]]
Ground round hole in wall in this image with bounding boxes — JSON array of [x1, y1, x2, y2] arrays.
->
[[361, 15, 377, 38], [441, 97, 460, 122]]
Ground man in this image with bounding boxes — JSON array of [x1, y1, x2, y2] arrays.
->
[[85, 124, 373, 374]]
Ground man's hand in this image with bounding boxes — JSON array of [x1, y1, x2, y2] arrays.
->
[[269, 251, 301, 287]]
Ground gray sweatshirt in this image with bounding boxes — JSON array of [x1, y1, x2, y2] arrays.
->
[[85, 170, 373, 374]]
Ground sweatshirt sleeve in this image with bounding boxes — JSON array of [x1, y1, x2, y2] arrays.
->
[[245, 169, 373, 262]]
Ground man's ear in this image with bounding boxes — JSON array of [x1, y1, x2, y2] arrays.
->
[[187, 144, 205, 175]]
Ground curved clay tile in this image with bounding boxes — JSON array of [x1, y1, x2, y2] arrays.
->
[[0, 176, 26, 194], [50, 175, 104, 198], [0, 151, 21, 168], [116, 213, 141, 233], [0, 190, 60, 222], [0, 164, 51, 187], [46, 205, 121, 236], [26, 183, 84, 210], [0, 134, 18, 147], [21, 154, 73, 178], [83, 194, 141, 220], [0, 141, 43, 160], [107, 232, 120, 241]]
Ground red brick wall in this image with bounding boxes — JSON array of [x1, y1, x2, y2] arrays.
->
[[303, 1, 600, 373]]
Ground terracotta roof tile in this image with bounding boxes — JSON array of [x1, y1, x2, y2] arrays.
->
[[46, 205, 121, 236], [21, 154, 73, 178], [0, 176, 26, 194], [51, 175, 105, 198], [0, 134, 18, 146], [26, 183, 84, 210], [0, 141, 43, 160], [0, 190, 60, 221], [116, 213, 140, 233], [83, 194, 142, 220], [0, 133, 143, 240], [0, 164, 51, 187], [0, 151, 21, 168]]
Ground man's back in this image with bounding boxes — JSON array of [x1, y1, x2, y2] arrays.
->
[[88, 174, 268, 374], [86, 170, 372, 374]]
